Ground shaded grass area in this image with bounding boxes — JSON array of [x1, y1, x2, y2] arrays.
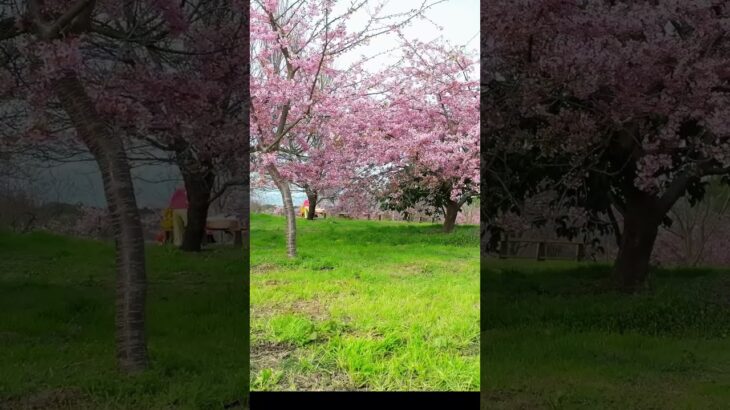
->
[[0, 231, 245, 409], [482, 259, 730, 409], [250, 214, 479, 391]]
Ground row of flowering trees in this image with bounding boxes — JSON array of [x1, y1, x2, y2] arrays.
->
[[250, 0, 480, 257]]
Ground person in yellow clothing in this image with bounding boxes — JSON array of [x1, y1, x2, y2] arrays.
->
[[299, 203, 308, 217], [168, 187, 189, 247], [299, 199, 311, 218], [160, 208, 174, 243]]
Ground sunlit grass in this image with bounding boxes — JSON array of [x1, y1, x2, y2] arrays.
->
[[250, 214, 480, 391]]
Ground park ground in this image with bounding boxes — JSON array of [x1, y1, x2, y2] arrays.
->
[[250, 214, 480, 391], [483, 259, 730, 409], [0, 231, 246, 409]]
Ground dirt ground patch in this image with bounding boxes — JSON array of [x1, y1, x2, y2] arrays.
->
[[249, 342, 358, 392], [287, 366, 358, 391], [290, 298, 329, 320], [262, 279, 290, 286], [251, 263, 278, 274], [253, 298, 330, 321], [250, 340, 292, 374]]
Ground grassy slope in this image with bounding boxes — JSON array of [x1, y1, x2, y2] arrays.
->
[[250, 214, 480, 391], [483, 259, 730, 409], [0, 231, 245, 409]]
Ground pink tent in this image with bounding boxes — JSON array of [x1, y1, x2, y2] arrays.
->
[[169, 187, 188, 209]]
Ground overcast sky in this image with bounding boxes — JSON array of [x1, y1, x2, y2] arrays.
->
[[25, 153, 183, 209], [336, 0, 479, 69]]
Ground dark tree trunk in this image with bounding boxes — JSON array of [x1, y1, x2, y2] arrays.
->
[[305, 190, 318, 220], [267, 164, 296, 257], [612, 190, 662, 292], [443, 200, 460, 233], [606, 204, 623, 248], [179, 167, 215, 252], [55, 74, 148, 373], [240, 8, 251, 406]]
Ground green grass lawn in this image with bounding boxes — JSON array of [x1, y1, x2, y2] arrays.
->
[[483, 259, 730, 409], [0, 231, 246, 409], [250, 214, 480, 391]]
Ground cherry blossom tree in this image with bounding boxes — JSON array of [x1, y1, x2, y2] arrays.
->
[[483, 0, 730, 291], [372, 38, 479, 232], [0, 0, 153, 372], [250, 0, 443, 257], [274, 74, 363, 221], [0, 0, 247, 373]]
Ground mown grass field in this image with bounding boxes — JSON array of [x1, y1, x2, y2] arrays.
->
[[482, 259, 730, 409], [250, 214, 480, 391], [0, 231, 246, 409]]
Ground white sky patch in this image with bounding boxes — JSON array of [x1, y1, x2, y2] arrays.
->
[[334, 0, 479, 72]]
